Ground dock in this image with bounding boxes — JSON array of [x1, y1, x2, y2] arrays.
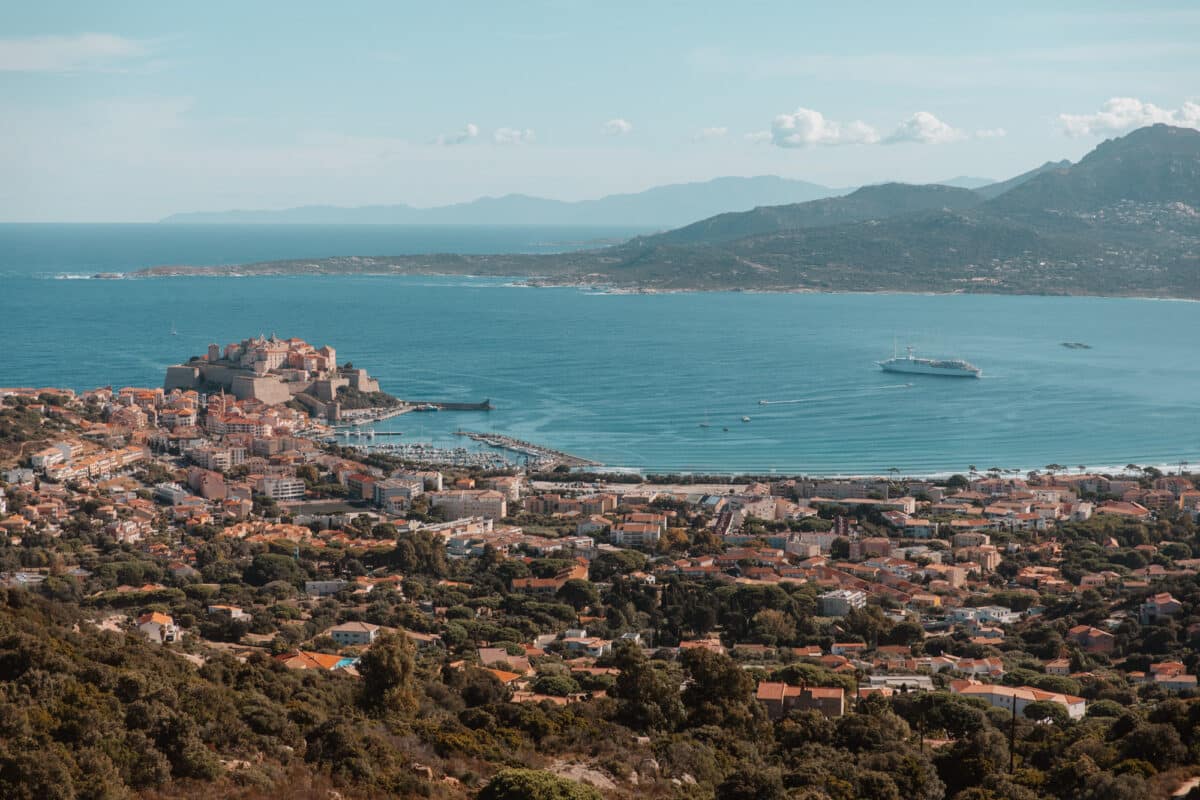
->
[[403, 398, 493, 411], [454, 430, 601, 468]]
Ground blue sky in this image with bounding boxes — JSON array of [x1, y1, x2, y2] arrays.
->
[[1, 1, 1197, 221]]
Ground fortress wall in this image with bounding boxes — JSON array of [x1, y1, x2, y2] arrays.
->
[[164, 365, 201, 391], [230, 375, 292, 405]]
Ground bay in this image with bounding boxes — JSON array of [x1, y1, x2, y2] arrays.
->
[[1, 224, 1197, 476]]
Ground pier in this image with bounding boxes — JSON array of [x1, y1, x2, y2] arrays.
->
[[403, 398, 493, 411], [454, 430, 601, 469]]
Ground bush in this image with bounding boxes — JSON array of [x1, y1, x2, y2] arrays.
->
[[478, 768, 603, 800]]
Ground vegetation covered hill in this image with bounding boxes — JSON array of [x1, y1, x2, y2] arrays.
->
[[132, 125, 1200, 298]]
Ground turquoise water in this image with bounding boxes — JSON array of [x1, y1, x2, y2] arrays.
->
[[2, 225, 1198, 475]]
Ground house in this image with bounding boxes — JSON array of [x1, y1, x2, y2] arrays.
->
[[275, 650, 357, 671], [207, 604, 250, 621], [561, 636, 613, 658], [755, 681, 845, 719], [137, 612, 179, 644], [950, 679, 1086, 719], [830, 642, 869, 657], [305, 579, 348, 597], [326, 621, 382, 647], [1067, 625, 1116, 655], [1140, 593, 1184, 625], [479, 647, 532, 675], [1045, 658, 1072, 676]]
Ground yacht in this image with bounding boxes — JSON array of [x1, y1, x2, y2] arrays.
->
[[878, 345, 981, 378]]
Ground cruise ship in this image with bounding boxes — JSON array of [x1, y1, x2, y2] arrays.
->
[[878, 346, 981, 378]]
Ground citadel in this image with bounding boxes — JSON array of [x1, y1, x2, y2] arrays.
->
[[164, 334, 380, 419]]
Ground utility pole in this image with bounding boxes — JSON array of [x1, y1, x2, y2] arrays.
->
[[1009, 696, 1017, 774]]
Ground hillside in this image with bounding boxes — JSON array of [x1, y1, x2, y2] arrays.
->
[[132, 125, 1200, 298], [159, 176, 841, 228], [647, 183, 983, 246]]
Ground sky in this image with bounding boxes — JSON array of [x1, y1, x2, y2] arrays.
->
[[1, 1, 1197, 221]]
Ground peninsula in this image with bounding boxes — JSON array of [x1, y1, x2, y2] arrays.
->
[[127, 125, 1200, 298]]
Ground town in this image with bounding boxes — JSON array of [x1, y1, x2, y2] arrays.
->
[[3, 343, 1200, 799]]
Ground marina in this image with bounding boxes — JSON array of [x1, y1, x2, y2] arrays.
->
[[455, 430, 602, 469]]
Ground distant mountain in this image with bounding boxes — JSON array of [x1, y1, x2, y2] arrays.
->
[[648, 183, 982, 246], [159, 176, 841, 228], [936, 175, 997, 189], [135, 125, 1200, 299]]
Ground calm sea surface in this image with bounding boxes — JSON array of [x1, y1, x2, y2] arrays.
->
[[2, 224, 1198, 476]]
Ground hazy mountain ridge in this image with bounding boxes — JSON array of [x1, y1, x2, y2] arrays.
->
[[159, 176, 842, 227], [135, 125, 1200, 298]]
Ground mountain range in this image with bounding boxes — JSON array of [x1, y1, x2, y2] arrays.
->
[[136, 125, 1200, 299], [160, 176, 844, 228]]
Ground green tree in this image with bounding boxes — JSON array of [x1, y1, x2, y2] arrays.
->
[[243, 553, 303, 587], [357, 632, 417, 714], [1023, 699, 1069, 726], [556, 578, 599, 611], [478, 768, 603, 800], [611, 644, 685, 732], [717, 766, 786, 800]]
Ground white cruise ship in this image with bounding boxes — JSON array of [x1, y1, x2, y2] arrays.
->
[[878, 346, 981, 378]]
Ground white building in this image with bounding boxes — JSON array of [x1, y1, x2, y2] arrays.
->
[[305, 579, 348, 597], [138, 612, 180, 644], [326, 621, 381, 647], [950, 680, 1085, 720], [153, 482, 191, 505], [819, 589, 867, 617], [257, 476, 306, 501]]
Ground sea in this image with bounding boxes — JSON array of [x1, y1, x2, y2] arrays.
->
[[2, 223, 1198, 477]]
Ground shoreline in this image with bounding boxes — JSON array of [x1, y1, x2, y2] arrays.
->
[[64, 269, 1200, 303], [568, 456, 1200, 482]]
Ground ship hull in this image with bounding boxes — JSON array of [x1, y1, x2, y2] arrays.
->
[[880, 362, 980, 378]]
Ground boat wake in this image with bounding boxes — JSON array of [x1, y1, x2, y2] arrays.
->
[[758, 383, 913, 406]]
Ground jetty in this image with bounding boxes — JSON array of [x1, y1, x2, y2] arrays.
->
[[403, 398, 493, 411], [454, 430, 601, 469]]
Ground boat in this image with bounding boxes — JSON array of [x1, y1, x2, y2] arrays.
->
[[878, 345, 981, 378], [170, 322, 178, 336], [413, 403, 439, 412], [742, 416, 751, 423], [1061, 341, 1091, 350]]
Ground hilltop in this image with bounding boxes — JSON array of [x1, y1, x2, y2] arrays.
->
[[133, 125, 1200, 298]]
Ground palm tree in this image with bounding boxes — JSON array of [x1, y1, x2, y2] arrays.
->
[[1077, 464, 1086, 474]]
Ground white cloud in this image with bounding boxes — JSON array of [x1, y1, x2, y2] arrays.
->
[[975, 127, 1007, 139], [1058, 97, 1200, 136], [435, 122, 479, 146], [884, 111, 965, 145], [0, 33, 152, 72], [602, 118, 633, 136], [744, 130, 772, 144], [771, 107, 879, 147], [693, 126, 728, 141], [493, 127, 535, 145]]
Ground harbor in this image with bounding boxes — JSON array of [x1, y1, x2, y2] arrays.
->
[[454, 430, 601, 469]]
